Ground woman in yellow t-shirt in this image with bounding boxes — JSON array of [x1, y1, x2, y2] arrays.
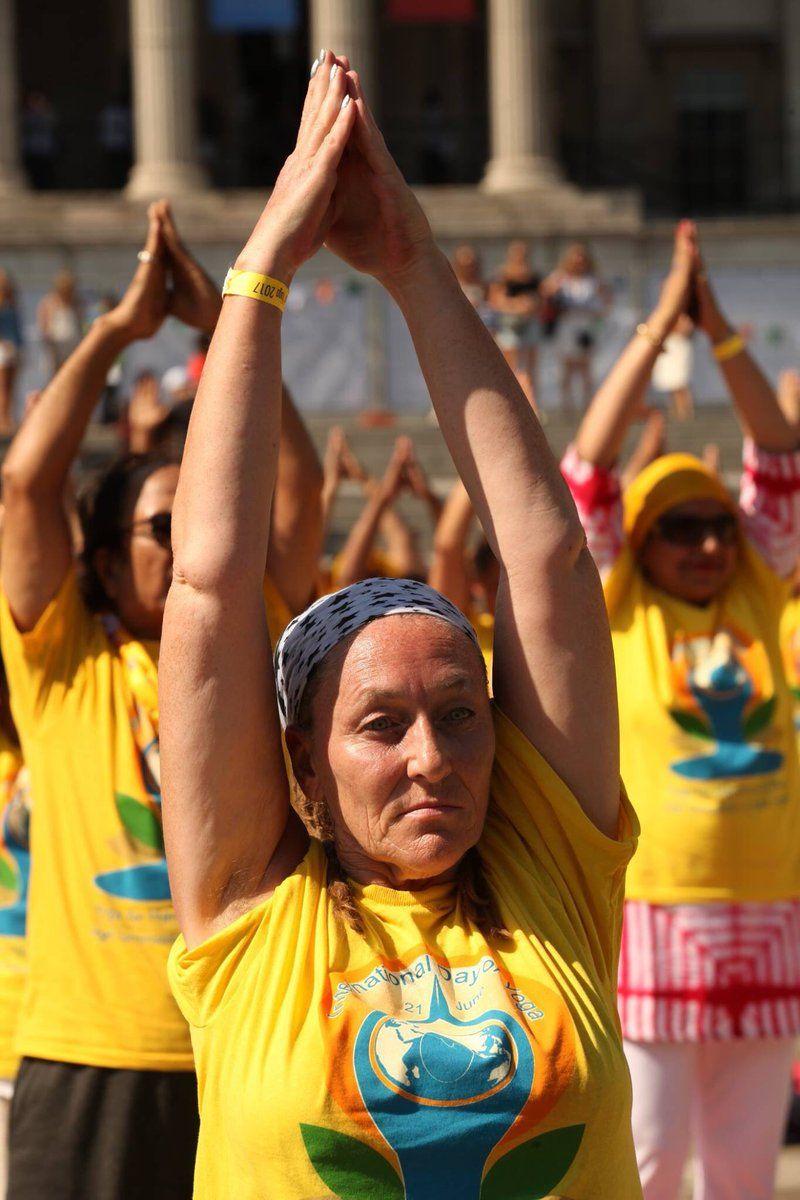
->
[[563, 221, 800, 1198], [0, 204, 319, 1199], [160, 55, 641, 1200]]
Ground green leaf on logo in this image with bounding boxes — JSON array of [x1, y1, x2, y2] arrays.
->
[[0, 855, 16, 892], [115, 793, 164, 852], [743, 695, 777, 738], [300, 1124, 404, 1200], [669, 708, 713, 740], [480, 1124, 584, 1200]]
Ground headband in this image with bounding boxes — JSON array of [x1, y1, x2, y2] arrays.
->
[[274, 577, 480, 728]]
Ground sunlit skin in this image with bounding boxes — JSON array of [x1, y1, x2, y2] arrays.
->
[[95, 463, 178, 640], [638, 497, 739, 607], [287, 614, 495, 890]]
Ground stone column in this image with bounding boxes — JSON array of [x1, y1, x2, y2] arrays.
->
[[784, 0, 800, 201], [126, 0, 207, 199], [482, 0, 561, 192], [310, 0, 376, 112], [0, 0, 26, 195]]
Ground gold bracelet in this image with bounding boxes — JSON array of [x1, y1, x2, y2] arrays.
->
[[713, 332, 746, 363], [636, 323, 665, 353], [222, 267, 288, 312]]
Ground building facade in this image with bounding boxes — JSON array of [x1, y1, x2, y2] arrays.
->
[[0, 0, 796, 217]]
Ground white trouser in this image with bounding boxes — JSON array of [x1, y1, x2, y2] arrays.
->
[[625, 1038, 794, 1200]]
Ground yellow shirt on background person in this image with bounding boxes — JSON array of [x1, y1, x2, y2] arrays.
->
[[780, 593, 800, 741], [612, 565, 800, 904], [170, 707, 641, 1200], [0, 570, 193, 1070], [0, 736, 27, 1079]]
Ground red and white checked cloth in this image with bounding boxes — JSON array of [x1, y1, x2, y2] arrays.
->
[[618, 900, 800, 1042]]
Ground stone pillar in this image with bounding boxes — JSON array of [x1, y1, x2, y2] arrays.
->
[[126, 0, 207, 199], [482, 0, 561, 192], [310, 0, 376, 111], [0, 0, 26, 195], [784, 0, 800, 201]]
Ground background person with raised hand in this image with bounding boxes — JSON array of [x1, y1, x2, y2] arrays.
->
[[162, 51, 641, 1200], [563, 221, 800, 1200]]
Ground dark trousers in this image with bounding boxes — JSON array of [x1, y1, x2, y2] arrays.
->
[[8, 1057, 199, 1199]]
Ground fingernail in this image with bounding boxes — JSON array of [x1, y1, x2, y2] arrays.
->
[[310, 57, 319, 78], [319, 48, 326, 62], [330, 64, 338, 81], [341, 95, 351, 110]]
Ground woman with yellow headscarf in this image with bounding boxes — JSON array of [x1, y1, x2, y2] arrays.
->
[[562, 222, 800, 1200]]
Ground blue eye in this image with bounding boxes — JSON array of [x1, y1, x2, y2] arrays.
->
[[447, 707, 473, 722]]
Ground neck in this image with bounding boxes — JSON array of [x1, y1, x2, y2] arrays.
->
[[335, 843, 460, 892]]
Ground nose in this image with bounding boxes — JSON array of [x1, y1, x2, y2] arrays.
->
[[701, 531, 722, 554], [406, 716, 451, 785]]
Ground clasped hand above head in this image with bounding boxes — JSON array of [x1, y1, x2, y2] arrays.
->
[[235, 50, 436, 291]]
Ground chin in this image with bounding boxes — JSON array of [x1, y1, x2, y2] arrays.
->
[[394, 829, 471, 882]]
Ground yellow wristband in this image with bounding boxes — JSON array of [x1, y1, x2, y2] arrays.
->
[[713, 332, 745, 363], [222, 268, 288, 312]]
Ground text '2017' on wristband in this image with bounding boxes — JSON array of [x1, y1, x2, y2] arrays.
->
[[222, 268, 289, 312]]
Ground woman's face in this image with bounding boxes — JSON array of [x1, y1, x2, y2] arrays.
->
[[638, 498, 739, 606], [96, 464, 178, 640], [291, 615, 495, 888]]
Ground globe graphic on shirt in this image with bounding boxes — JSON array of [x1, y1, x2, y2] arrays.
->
[[370, 1010, 516, 1105]]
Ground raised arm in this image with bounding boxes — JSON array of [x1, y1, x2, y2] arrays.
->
[[573, 221, 696, 470], [1, 209, 167, 631], [334, 438, 409, 586], [159, 53, 356, 948], [694, 248, 798, 452], [326, 78, 618, 832], [428, 479, 475, 613], [266, 385, 324, 613]]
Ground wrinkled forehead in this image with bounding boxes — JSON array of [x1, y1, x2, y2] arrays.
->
[[315, 613, 486, 707]]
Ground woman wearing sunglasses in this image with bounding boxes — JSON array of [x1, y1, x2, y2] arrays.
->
[[0, 203, 321, 1199], [563, 221, 800, 1199]]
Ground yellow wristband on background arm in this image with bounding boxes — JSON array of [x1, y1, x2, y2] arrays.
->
[[222, 268, 289, 312], [713, 332, 746, 363]]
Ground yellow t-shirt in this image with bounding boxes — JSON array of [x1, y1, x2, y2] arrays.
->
[[0, 737, 27, 1079], [611, 561, 800, 903], [170, 707, 641, 1200], [0, 570, 193, 1070], [780, 594, 800, 742]]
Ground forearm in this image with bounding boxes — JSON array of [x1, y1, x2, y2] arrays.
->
[[3, 315, 127, 496], [172, 296, 283, 591], [336, 486, 389, 587], [707, 317, 797, 452], [378, 506, 418, 577], [267, 385, 324, 613], [574, 310, 670, 469], [429, 481, 474, 609], [387, 250, 579, 567]]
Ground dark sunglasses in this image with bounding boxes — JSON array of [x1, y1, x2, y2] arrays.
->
[[654, 512, 738, 548], [123, 511, 173, 548]]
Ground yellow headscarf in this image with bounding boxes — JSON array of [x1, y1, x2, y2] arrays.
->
[[606, 453, 747, 617]]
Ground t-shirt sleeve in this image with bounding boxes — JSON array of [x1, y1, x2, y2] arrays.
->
[[0, 568, 98, 735], [168, 843, 326, 1029], [560, 444, 623, 578], [482, 705, 638, 989]]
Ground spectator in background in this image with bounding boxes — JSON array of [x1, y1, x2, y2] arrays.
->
[[186, 333, 210, 387], [488, 240, 542, 409], [97, 95, 132, 189], [37, 270, 82, 379], [0, 272, 23, 435], [651, 313, 695, 420], [21, 93, 57, 191], [451, 244, 488, 314], [543, 241, 611, 414]]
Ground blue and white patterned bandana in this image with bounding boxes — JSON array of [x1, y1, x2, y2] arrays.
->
[[274, 577, 480, 728]]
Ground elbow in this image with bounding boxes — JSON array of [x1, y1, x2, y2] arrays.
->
[[1, 455, 48, 506]]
